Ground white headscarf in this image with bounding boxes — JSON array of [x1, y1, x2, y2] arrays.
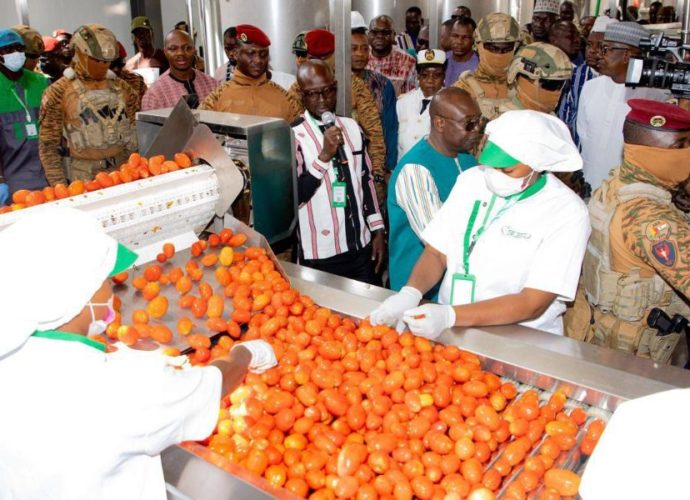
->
[[0, 207, 118, 357], [483, 110, 583, 172]]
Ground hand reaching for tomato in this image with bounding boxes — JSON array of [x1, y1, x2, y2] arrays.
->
[[234, 340, 277, 373]]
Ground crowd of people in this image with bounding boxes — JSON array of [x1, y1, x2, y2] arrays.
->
[[1, 3, 689, 366]]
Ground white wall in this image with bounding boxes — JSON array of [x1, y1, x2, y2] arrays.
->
[[17, 0, 135, 57]]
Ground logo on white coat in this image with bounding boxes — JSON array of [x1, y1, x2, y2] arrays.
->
[[501, 226, 531, 239]]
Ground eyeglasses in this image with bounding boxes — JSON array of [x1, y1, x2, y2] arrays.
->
[[301, 83, 337, 100], [483, 42, 516, 54], [538, 78, 568, 92], [599, 44, 629, 56], [369, 28, 393, 37], [437, 114, 486, 132]]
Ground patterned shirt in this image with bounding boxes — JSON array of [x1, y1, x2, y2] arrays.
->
[[366, 47, 418, 97], [141, 69, 219, 111], [293, 112, 383, 260], [557, 63, 596, 146], [360, 69, 399, 171]]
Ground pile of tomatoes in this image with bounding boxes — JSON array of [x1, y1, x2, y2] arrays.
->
[[0, 152, 194, 213], [108, 233, 606, 499]]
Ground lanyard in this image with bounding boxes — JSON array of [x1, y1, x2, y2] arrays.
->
[[461, 174, 547, 275], [10, 86, 32, 122]]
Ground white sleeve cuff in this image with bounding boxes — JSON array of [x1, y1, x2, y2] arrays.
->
[[367, 213, 385, 232], [307, 158, 331, 180]]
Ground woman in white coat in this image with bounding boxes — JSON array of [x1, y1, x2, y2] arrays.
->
[[371, 110, 590, 338], [0, 207, 276, 499]]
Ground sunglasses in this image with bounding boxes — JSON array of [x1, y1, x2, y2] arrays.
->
[[538, 78, 568, 92], [438, 114, 486, 132], [483, 42, 516, 54]]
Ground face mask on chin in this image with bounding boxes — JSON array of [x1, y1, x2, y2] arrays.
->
[[516, 77, 562, 113], [483, 165, 536, 198], [86, 295, 116, 337], [1, 51, 26, 72]]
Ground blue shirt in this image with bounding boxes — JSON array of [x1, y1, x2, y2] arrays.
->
[[361, 70, 399, 171], [558, 63, 596, 146], [444, 51, 479, 88]]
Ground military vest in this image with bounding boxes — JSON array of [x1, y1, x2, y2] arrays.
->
[[64, 74, 132, 153], [583, 168, 690, 363]]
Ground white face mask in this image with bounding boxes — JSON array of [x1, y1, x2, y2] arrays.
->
[[483, 166, 536, 198], [87, 295, 116, 337], [2, 52, 26, 72]]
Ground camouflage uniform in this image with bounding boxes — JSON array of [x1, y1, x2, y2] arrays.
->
[[287, 76, 387, 204], [453, 13, 520, 118], [38, 24, 137, 185], [566, 159, 690, 364], [120, 69, 146, 112]]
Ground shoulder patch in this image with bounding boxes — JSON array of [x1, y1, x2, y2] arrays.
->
[[651, 239, 677, 267], [645, 219, 671, 242]]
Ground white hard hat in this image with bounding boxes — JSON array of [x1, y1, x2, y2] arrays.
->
[[0, 207, 137, 357], [351, 11, 368, 30]]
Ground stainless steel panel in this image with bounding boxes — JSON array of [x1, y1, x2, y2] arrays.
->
[[198, 0, 224, 76], [219, 0, 330, 75], [352, 0, 431, 34], [330, 0, 353, 116]]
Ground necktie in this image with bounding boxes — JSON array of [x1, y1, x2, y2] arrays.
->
[[420, 98, 431, 115]]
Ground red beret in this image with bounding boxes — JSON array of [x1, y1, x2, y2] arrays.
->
[[305, 29, 335, 57], [236, 24, 270, 47], [627, 99, 690, 131], [42, 36, 59, 53], [117, 41, 127, 59]]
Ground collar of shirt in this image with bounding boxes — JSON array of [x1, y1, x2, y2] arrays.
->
[[231, 68, 269, 86], [167, 69, 197, 84]]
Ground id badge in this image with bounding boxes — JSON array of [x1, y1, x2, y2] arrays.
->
[[450, 273, 476, 305], [332, 181, 346, 208], [25, 122, 38, 139]]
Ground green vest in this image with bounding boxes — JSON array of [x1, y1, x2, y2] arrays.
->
[[388, 138, 477, 297]]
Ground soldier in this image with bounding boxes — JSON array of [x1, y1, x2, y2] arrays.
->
[[12, 25, 44, 72], [481, 42, 572, 120], [565, 100, 690, 365], [200, 25, 299, 123], [287, 29, 387, 203], [453, 13, 520, 118], [111, 41, 146, 112], [39, 24, 138, 186], [125, 16, 169, 84], [39, 36, 65, 84]]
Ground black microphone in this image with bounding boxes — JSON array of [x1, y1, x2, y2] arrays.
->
[[321, 111, 349, 166]]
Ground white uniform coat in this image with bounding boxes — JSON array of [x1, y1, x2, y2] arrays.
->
[[576, 75, 670, 191], [0, 334, 221, 500], [422, 167, 591, 335], [397, 88, 432, 159]]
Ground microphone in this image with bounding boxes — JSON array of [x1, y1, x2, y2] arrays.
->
[[321, 111, 349, 166]]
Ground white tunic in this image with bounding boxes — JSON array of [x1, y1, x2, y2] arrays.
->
[[421, 167, 591, 335], [0, 334, 221, 500], [397, 88, 432, 159], [576, 75, 670, 191]]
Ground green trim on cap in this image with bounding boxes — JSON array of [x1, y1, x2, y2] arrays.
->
[[478, 141, 520, 168], [32, 330, 107, 352], [109, 243, 138, 277]]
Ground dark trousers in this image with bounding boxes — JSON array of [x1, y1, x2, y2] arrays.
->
[[300, 244, 381, 286]]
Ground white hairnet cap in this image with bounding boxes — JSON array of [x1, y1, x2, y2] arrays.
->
[[580, 388, 690, 499], [481, 110, 582, 172], [0, 207, 133, 357]]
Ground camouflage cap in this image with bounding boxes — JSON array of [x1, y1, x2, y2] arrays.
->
[[72, 24, 118, 62], [292, 31, 307, 54], [475, 13, 520, 43], [131, 16, 153, 32], [12, 25, 44, 56], [507, 42, 573, 84]]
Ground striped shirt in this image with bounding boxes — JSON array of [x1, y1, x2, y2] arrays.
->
[[366, 47, 418, 97], [557, 63, 597, 146], [395, 32, 416, 56], [293, 112, 384, 260], [141, 69, 218, 111]]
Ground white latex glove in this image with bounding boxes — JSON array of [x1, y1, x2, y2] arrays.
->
[[233, 340, 277, 373], [369, 286, 423, 332], [402, 304, 456, 340]]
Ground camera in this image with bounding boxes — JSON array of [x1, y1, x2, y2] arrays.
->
[[626, 33, 690, 98]]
